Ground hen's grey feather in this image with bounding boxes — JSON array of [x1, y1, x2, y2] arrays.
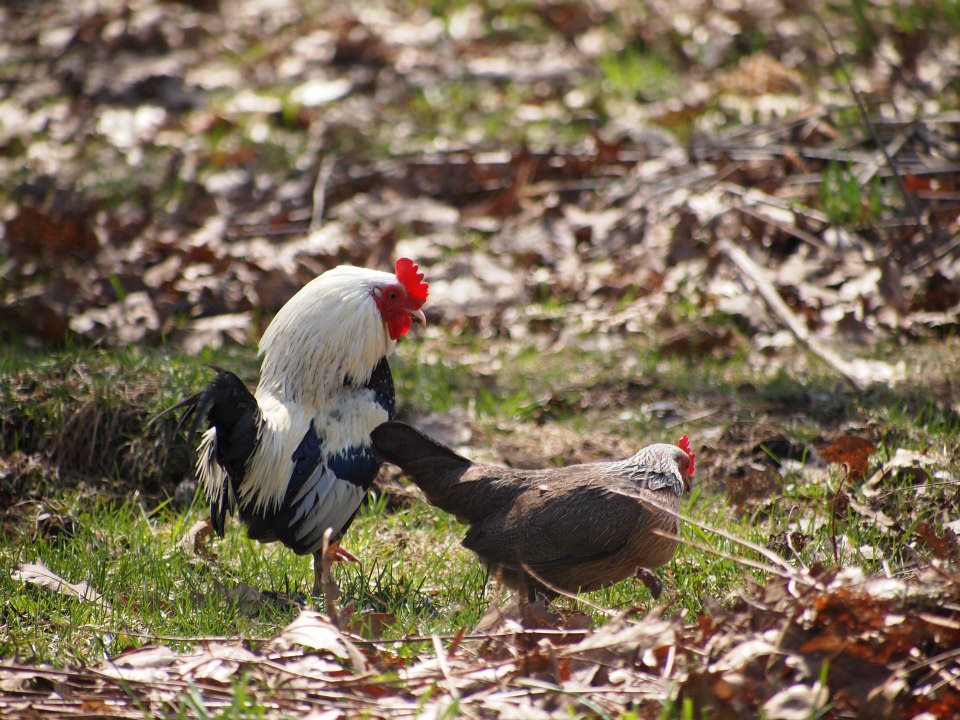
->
[[371, 421, 691, 596]]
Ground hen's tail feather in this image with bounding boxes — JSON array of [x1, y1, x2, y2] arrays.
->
[[371, 421, 468, 465], [371, 421, 472, 500]]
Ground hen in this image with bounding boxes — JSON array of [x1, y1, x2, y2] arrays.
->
[[371, 421, 695, 598]]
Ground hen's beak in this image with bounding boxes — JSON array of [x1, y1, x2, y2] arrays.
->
[[409, 308, 427, 325], [682, 475, 692, 493]]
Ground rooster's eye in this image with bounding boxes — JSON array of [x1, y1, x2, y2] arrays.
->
[[388, 291, 399, 300]]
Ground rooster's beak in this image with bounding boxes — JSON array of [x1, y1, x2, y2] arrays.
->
[[410, 308, 427, 325]]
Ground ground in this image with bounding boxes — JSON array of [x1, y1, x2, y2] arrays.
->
[[1, 0, 960, 717]]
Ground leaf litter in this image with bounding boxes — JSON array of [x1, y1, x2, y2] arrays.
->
[[12, 561, 112, 616], [3, 563, 959, 718], [2, 0, 959, 365], [2, 0, 960, 716]]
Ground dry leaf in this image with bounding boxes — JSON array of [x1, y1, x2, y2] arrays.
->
[[12, 561, 111, 612], [863, 448, 941, 493], [269, 610, 367, 671], [820, 435, 876, 481], [175, 519, 214, 556], [762, 683, 828, 720], [914, 521, 958, 560]]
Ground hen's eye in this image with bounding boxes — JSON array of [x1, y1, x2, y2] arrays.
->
[[388, 291, 399, 300]]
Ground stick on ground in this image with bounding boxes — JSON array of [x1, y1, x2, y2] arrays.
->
[[717, 237, 901, 391]]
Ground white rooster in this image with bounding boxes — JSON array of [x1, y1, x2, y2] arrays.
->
[[178, 258, 428, 597]]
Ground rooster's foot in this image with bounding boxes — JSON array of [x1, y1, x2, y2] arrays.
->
[[312, 534, 356, 625]]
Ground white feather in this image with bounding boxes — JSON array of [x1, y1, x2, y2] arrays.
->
[[197, 427, 232, 508], [257, 265, 396, 410], [240, 387, 389, 515], [198, 264, 400, 531]]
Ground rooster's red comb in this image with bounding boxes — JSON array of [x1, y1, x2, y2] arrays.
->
[[395, 257, 428, 307], [678, 434, 696, 475]]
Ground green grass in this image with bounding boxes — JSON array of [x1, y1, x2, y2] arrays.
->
[[2, 334, 958, 668], [599, 49, 680, 103], [819, 161, 887, 226], [0, 487, 484, 665]]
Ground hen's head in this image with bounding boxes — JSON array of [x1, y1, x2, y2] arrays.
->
[[677, 434, 696, 491], [373, 258, 429, 340]]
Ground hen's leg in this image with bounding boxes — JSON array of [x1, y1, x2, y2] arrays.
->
[[329, 543, 358, 563], [311, 540, 359, 594]]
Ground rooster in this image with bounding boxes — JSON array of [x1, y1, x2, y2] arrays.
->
[[371, 421, 695, 599], [176, 259, 428, 598]]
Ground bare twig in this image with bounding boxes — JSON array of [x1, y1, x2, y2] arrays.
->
[[665, 406, 721, 429], [431, 634, 468, 713], [855, 131, 909, 185], [731, 201, 829, 251], [517, 561, 620, 618], [310, 155, 337, 233], [650, 528, 804, 583], [829, 471, 849, 567], [717, 236, 900, 391], [604, 486, 823, 588], [907, 234, 960, 274]]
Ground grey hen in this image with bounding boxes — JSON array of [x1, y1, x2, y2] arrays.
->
[[371, 421, 695, 599]]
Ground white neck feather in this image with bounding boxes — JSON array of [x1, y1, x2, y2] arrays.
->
[[255, 265, 396, 409], [609, 444, 686, 495]]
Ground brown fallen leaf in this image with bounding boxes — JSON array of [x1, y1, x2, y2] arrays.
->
[[175, 518, 214, 556], [914, 521, 959, 560], [820, 434, 876, 481], [347, 611, 397, 639], [12, 561, 111, 613]]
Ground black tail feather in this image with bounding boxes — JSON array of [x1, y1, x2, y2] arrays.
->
[[209, 480, 231, 537], [153, 368, 261, 534], [196, 370, 261, 536], [144, 365, 235, 436], [144, 390, 202, 435], [194, 370, 261, 483], [370, 421, 469, 469]]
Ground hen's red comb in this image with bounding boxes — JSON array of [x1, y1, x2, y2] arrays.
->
[[395, 257, 428, 307], [678, 434, 696, 475]]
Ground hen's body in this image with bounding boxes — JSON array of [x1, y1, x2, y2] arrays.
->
[[371, 422, 694, 597]]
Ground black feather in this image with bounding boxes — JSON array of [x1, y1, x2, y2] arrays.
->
[[190, 370, 262, 536], [347, 357, 396, 418], [370, 421, 469, 471]]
